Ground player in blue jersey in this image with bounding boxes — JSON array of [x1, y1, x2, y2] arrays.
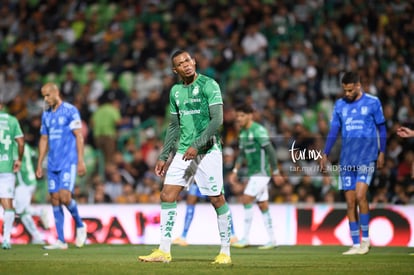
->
[[320, 72, 386, 255], [35, 83, 87, 250], [173, 182, 237, 246]]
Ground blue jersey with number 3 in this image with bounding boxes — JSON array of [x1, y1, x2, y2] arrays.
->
[[331, 93, 385, 166], [40, 102, 82, 171]]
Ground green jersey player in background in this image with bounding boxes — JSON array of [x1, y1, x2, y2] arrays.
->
[[0, 101, 24, 250], [139, 50, 232, 264], [15, 143, 49, 244], [230, 104, 284, 249]]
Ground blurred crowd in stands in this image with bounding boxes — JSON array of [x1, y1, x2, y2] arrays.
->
[[0, 0, 413, 205]]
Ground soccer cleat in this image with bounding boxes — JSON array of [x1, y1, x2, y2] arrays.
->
[[32, 237, 46, 245], [359, 240, 370, 255], [258, 241, 277, 250], [44, 240, 68, 250], [211, 253, 232, 264], [2, 242, 11, 250], [342, 246, 359, 255], [138, 249, 172, 263], [230, 236, 238, 244], [172, 237, 188, 246], [75, 222, 87, 248], [231, 239, 248, 248], [342, 245, 369, 255], [40, 208, 50, 229], [361, 240, 370, 249]]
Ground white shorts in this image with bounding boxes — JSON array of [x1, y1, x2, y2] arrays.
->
[[244, 175, 271, 202], [14, 184, 36, 214], [165, 151, 223, 196], [0, 173, 16, 199]]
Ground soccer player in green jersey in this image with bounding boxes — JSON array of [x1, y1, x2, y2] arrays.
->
[[15, 143, 49, 244], [0, 101, 24, 249], [138, 50, 232, 264], [230, 104, 284, 249]]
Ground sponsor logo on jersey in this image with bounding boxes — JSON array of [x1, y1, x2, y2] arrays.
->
[[345, 118, 364, 131], [180, 109, 201, 116]]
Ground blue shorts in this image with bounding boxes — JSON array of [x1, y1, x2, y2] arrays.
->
[[338, 162, 375, 191], [47, 163, 77, 193], [188, 183, 206, 199]]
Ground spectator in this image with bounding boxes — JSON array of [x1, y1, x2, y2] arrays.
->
[[90, 98, 122, 165], [60, 70, 80, 103]]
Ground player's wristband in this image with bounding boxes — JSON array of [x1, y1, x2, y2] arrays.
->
[[232, 168, 238, 174], [272, 169, 280, 176]]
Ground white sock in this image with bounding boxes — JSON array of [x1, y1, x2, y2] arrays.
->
[[243, 204, 254, 241], [3, 210, 15, 243], [159, 202, 177, 253], [261, 210, 275, 244], [21, 212, 42, 240], [217, 209, 231, 256]]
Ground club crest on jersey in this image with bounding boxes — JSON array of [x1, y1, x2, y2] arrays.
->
[[192, 86, 199, 96], [58, 116, 65, 125], [361, 106, 368, 115]]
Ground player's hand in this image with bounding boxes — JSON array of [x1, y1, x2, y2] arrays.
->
[[78, 160, 87, 176], [319, 154, 328, 173], [396, 126, 414, 138], [183, 147, 198, 161], [377, 152, 385, 169], [155, 160, 166, 177], [228, 171, 238, 185], [35, 164, 43, 179], [13, 160, 22, 173]]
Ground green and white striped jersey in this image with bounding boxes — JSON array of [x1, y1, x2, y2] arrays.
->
[[238, 122, 271, 177], [169, 74, 223, 155], [16, 144, 37, 187], [0, 111, 23, 173]]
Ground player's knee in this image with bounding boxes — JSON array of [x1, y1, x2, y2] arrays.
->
[[209, 194, 225, 208], [160, 191, 176, 203], [356, 192, 367, 203], [59, 194, 72, 205]]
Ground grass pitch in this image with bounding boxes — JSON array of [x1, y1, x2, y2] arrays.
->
[[0, 244, 412, 275]]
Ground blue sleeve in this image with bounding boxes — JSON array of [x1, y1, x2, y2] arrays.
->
[[40, 113, 48, 135], [324, 123, 340, 155], [378, 123, 387, 153], [373, 98, 386, 125], [324, 105, 341, 155]]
